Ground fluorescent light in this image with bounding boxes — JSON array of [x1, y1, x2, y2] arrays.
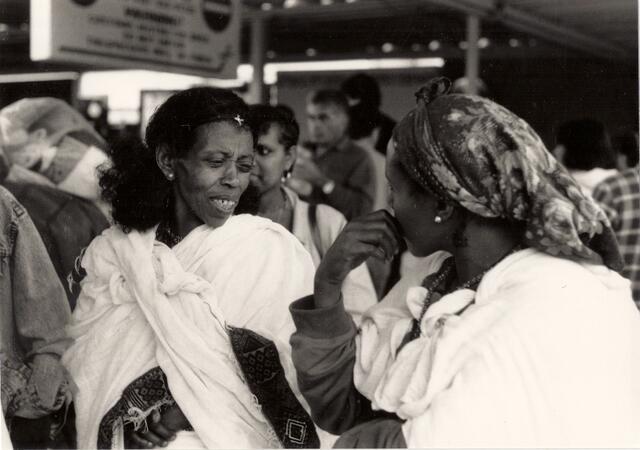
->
[[30, 0, 52, 61], [79, 70, 244, 111], [0, 72, 79, 83], [241, 57, 444, 84]]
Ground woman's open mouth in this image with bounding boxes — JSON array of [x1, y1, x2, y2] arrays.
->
[[212, 198, 237, 213]]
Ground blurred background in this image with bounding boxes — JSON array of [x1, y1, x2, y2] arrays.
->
[[0, 0, 637, 147]]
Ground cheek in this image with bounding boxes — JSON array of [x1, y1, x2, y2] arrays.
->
[[238, 171, 251, 191], [178, 164, 218, 193]]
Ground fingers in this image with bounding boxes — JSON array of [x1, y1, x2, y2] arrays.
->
[[127, 430, 158, 449], [127, 411, 174, 449], [149, 420, 176, 442], [344, 212, 403, 260]]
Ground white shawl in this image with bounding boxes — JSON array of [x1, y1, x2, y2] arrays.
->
[[63, 215, 315, 449], [354, 249, 640, 447]]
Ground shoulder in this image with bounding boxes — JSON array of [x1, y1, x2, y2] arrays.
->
[[314, 203, 347, 228], [0, 185, 26, 219], [477, 249, 634, 320], [225, 214, 309, 256]]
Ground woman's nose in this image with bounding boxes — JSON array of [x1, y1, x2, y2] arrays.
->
[[221, 163, 240, 187]]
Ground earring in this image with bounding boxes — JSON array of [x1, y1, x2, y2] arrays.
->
[[434, 215, 443, 224], [166, 172, 174, 181], [281, 170, 292, 183]]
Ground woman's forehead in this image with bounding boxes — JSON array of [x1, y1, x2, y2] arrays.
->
[[193, 121, 253, 153]]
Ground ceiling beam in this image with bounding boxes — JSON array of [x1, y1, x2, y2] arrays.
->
[[418, 0, 633, 60]]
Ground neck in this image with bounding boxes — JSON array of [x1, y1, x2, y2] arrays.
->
[[450, 217, 522, 285], [258, 184, 286, 215], [172, 188, 203, 238]]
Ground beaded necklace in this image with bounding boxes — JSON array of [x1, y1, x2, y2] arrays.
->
[[402, 244, 523, 346], [156, 220, 183, 248]]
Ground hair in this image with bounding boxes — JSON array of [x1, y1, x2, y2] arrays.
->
[[555, 119, 616, 170], [248, 104, 300, 150], [308, 89, 350, 114], [341, 73, 381, 108], [348, 104, 382, 140], [100, 87, 251, 232]]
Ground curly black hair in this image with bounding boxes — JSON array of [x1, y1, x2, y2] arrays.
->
[[99, 87, 251, 232]]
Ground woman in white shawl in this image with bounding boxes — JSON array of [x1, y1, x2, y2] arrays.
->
[[289, 78, 640, 447], [63, 87, 321, 449]]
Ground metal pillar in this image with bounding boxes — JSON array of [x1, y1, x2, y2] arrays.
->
[[248, 14, 266, 104], [464, 14, 480, 95]]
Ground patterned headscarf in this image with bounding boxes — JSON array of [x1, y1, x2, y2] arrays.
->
[[393, 77, 623, 271]]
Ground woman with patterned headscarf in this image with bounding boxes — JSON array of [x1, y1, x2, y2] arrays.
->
[[289, 78, 640, 447]]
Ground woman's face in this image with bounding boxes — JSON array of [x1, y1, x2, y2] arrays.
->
[[250, 123, 294, 195], [173, 121, 254, 230], [386, 140, 450, 256]]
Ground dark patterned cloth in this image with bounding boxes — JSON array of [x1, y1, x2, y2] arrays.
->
[[228, 326, 320, 448], [97, 367, 175, 449], [97, 329, 320, 449]]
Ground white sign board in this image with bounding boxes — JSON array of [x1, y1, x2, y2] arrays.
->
[[31, 0, 241, 78]]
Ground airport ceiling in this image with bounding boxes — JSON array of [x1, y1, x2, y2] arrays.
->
[[0, 0, 637, 74]]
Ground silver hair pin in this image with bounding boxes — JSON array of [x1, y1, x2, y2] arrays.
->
[[234, 115, 244, 126]]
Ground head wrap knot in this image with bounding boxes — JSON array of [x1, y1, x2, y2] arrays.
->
[[414, 77, 451, 106]]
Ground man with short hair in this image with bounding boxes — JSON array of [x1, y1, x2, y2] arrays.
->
[[289, 89, 375, 220]]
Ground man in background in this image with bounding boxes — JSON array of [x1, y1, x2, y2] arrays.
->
[[341, 73, 396, 155], [592, 130, 640, 307], [289, 89, 375, 220]]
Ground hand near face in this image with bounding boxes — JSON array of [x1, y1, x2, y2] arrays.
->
[[315, 210, 402, 308], [125, 405, 189, 448]]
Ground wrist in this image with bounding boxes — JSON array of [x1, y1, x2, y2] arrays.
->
[[314, 275, 343, 309]]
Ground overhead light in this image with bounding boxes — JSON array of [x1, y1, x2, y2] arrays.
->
[[345, 0, 358, 3], [239, 57, 445, 84], [459, 41, 468, 50], [381, 42, 394, 53], [428, 40, 441, 51], [478, 37, 490, 48], [0, 24, 9, 32], [411, 43, 423, 52], [305, 48, 317, 57], [261, 2, 273, 10], [0, 72, 79, 83], [508, 38, 520, 47], [320, 0, 333, 5], [266, 50, 276, 58]]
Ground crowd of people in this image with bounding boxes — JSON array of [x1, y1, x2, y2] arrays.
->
[[1, 73, 639, 449]]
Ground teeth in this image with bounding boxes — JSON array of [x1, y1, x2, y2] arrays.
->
[[213, 199, 236, 211]]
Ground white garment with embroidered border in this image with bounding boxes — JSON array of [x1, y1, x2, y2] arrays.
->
[[354, 248, 640, 447], [63, 215, 316, 449]]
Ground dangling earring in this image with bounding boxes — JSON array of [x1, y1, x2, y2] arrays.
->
[[281, 169, 292, 184], [434, 215, 443, 224]]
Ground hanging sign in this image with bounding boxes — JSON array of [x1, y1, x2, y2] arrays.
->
[[30, 0, 240, 78]]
